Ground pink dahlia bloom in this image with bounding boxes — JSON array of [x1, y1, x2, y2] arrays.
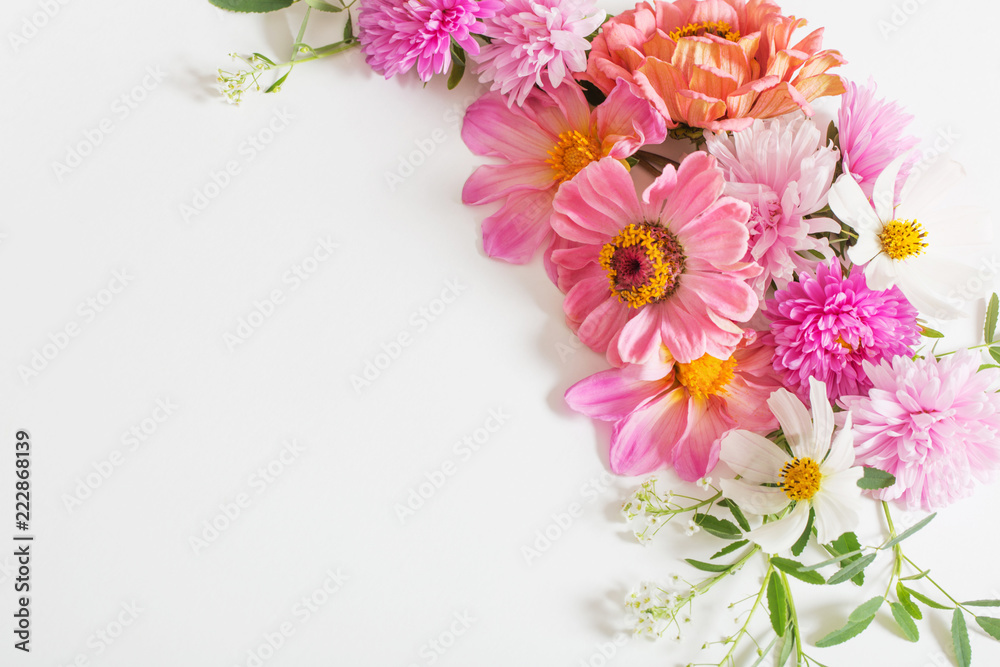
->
[[840, 352, 1000, 510], [566, 335, 781, 480], [706, 116, 839, 294], [838, 78, 919, 200], [475, 0, 607, 107], [550, 153, 760, 365], [764, 259, 920, 403], [580, 0, 846, 130], [462, 80, 667, 270], [358, 0, 503, 82]]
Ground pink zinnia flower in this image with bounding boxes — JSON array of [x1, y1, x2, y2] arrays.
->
[[764, 259, 920, 403], [566, 335, 781, 480], [550, 153, 760, 365], [837, 78, 919, 200], [840, 352, 1000, 510], [358, 0, 503, 82], [580, 0, 846, 131], [462, 80, 667, 270], [474, 0, 607, 107], [706, 116, 839, 294]]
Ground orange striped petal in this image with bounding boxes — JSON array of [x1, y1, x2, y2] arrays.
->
[[690, 64, 740, 101], [793, 73, 847, 103], [725, 74, 780, 117], [635, 57, 687, 126], [793, 50, 846, 81], [677, 89, 728, 127], [765, 49, 806, 81], [749, 80, 810, 118]]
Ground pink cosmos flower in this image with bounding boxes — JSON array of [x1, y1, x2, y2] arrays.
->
[[838, 78, 919, 200], [705, 116, 839, 294], [840, 352, 1000, 510], [462, 80, 667, 270], [580, 0, 846, 131], [358, 0, 503, 82], [550, 153, 760, 366], [566, 334, 780, 480], [764, 259, 920, 403], [475, 0, 607, 107]]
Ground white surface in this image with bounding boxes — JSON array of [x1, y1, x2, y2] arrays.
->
[[3, 0, 1000, 665]]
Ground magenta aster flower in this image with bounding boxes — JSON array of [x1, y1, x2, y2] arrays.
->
[[837, 78, 919, 199], [358, 0, 503, 82], [474, 0, 606, 107], [566, 334, 781, 481], [764, 259, 919, 403], [550, 153, 760, 365], [462, 79, 666, 269], [840, 352, 1000, 510]]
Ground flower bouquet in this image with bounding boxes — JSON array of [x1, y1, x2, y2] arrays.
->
[[211, 0, 1000, 664]]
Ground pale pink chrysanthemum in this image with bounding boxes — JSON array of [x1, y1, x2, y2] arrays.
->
[[840, 352, 1000, 510], [706, 116, 839, 295], [358, 0, 503, 82], [566, 334, 781, 481], [474, 0, 606, 107], [837, 78, 919, 199], [764, 259, 920, 403]]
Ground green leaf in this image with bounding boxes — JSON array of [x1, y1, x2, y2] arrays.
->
[[848, 596, 884, 623], [976, 616, 1000, 641], [694, 513, 742, 540], [827, 553, 877, 586], [767, 571, 788, 636], [343, 10, 354, 41], [890, 602, 920, 642], [883, 513, 937, 549], [777, 630, 795, 666], [446, 40, 466, 90], [826, 120, 840, 148], [771, 557, 826, 585], [264, 68, 291, 93], [897, 582, 923, 620], [749, 635, 778, 667], [986, 293, 999, 343], [816, 614, 876, 647], [900, 569, 930, 582], [979, 364, 1000, 372], [829, 531, 866, 586], [684, 558, 732, 573], [907, 588, 952, 610], [711, 539, 749, 560], [921, 327, 946, 339], [304, 0, 344, 10], [791, 508, 814, 557], [208, 0, 295, 12], [962, 599, 1000, 607], [952, 609, 972, 667], [719, 498, 751, 532], [858, 467, 896, 490], [991, 347, 1000, 365]]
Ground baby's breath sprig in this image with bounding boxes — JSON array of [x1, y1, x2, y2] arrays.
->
[[621, 476, 723, 544]]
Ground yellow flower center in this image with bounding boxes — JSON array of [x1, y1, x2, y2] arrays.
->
[[669, 20, 741, 42], [878, 219, 927, 261], [599, 223, 685, 308], [547, 130, 601, 184], [780, 457, 822, 502], [675, 353, 737, 399]]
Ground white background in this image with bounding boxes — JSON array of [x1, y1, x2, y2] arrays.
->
[[3, 0, 1000, 665]]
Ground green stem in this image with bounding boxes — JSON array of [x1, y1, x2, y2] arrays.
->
[[936, 340, 996, 358], [276, 39, 357, 67], [780, 571, 804, 666], [716, 563, 772, 666], [900, 554, 973, 613], [881, 501, 903, 599]]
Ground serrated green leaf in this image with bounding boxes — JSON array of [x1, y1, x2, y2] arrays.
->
[[710, 539, 749, 560], [830, 531, 866, 585], [907, 588, 951, 610], [209, 0, 295, 12], [953, 609, 972, 667], [858, 466, 896, 490], [816, 614, 876, 647], [897, 582, 923, 620], [991, 347, 1000, 365], [791, 508, 814, 557], [848, 596, 884, 623], [827, 553, 877, 586], [694, 513, 742, 540], [719, 498, 751, 532], [890, 602, 920, 641], [962, 599, 1000, 607], [685, 558, 732, 573], [777, 630, 794, 666], [767, 571, 788, 636], [883, 513, 936, 549], [771, 557, 826, 585], [921, 327, 945, 338], [986, 293, 999, 343], [976, 616, 1000, 641]]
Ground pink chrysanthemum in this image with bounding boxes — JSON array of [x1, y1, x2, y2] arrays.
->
[[358, 0, 503, 82], [550, 153, 760, 366], [474, 0, 606, 107], [840, 352, 1000, 510], [837, 78, 919, 199], [764, 259, 920, 403], [566, 334, 781, 481], [706, 116, 839, 294]]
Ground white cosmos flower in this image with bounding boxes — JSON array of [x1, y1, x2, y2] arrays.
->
[[719, 378, 863, 554], [828, 153, 985, 319]]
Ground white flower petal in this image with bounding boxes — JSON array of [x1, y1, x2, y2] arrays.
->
[[898, 159, 966, 217], [766, 389, 812, 454], [829, 174, 881, 232], [720, 430, 787, 484], [746, 501, 811, 554], [812, 469, 865, 544], [848, 232, 881, 266], [860, 255, 899, 291], [821, 412, 855, 473], [894, 265, 964, 320], [720, 479, 790, 517], [803, 378, 834, 460], [871, 154, 908, 221]]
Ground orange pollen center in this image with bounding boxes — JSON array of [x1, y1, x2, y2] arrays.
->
[[675, 353, 737, 399], [546, 130, 601, 183], [669, 20, 741, 42], [780, 457, 822, 501], [878, 219, 928, 261]]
